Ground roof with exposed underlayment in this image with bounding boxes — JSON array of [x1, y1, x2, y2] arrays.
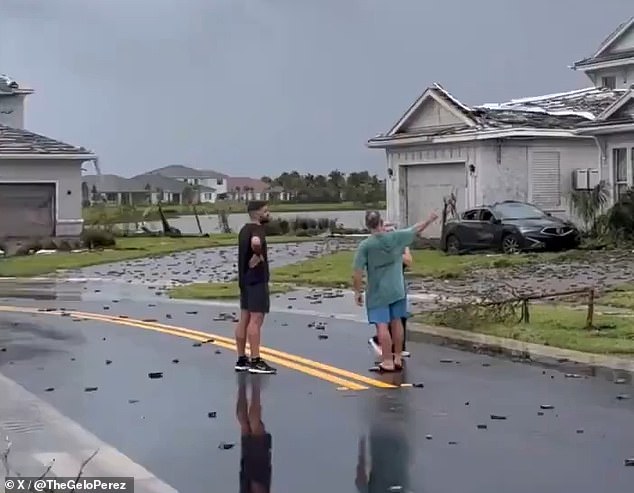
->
[[0, 124, 95, 157], [368, 84, 627, 144]]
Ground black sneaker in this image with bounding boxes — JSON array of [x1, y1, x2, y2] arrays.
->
[[234, 356, 250, 372], [248, 358, 277, 374]]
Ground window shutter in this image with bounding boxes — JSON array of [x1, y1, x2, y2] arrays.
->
[[531, 151, 561, 209]]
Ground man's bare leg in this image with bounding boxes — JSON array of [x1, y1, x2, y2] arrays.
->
[[235, 309, 250, 357], [246, 312, 265, 358], [236, 374, 250, 434], [376, 322, 395, 370], [389, 318, 404, 368]]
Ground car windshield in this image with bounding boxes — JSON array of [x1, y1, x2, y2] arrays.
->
[[493, 203, 547, 220]]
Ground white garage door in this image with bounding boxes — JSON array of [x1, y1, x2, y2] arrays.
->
[[0, 183, 56, 238], [406, 163, 466, 238]]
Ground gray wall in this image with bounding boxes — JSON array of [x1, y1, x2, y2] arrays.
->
[[477, 138, 598, 218], [386, 137, 600, 227], [0, 158, 84, 236], [0, 94, 26, 129]]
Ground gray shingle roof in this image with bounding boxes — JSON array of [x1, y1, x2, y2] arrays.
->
[[82, 174, 149, 193], [0, 124, 95, 156], [132, 172, 216, 193], [146, 164, 228, 179]]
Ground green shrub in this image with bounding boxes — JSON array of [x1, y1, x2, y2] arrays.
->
[[607, 189, 634, 240], [81, 229, 116, 249]]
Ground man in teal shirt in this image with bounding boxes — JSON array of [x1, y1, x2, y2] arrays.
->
[[352, 210, 437, 372]]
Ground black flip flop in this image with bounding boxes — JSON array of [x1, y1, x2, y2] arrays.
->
[[369, 363, 397, 373]]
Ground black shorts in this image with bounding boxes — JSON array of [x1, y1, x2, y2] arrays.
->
[[239, 283, 270, 314]]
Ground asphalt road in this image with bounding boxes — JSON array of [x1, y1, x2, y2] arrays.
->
[[1, 286, 634, 493]]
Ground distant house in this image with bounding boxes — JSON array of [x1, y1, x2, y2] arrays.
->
[[369, 16, 634, 237], [145, 164, 227, 202], [0, 74, 96, 240], [226, 177, 291, 202], [83, 173, 216, 206]]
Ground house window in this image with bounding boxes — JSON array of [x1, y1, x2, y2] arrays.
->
[[601, 76, 616, 89], [217, 178, 223, 185], [613, 148, 628, 200]]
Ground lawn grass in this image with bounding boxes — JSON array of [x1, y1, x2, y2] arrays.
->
[[169, 282, 292, 300], [416, 304, 634, 355], [270, 248, 575, 286], [598, 284, 634, 310], [0, 235, 310, 277], [83, 201, 384, 225]]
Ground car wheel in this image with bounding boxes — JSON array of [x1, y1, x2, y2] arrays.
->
[[445, 235, 461, 255], [501, 234, 521, 254]]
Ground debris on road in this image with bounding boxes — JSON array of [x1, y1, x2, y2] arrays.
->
[[490, 414, 507, 420], [84, 387, 98, 392], [218, 442, 235, 450], [148, 372, 163, 379]]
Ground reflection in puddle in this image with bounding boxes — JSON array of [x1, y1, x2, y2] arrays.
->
[[236, 373, 272, 493], [357, 374, 412, 493]]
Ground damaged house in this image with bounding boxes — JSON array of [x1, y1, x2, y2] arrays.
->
[[369, 16, 634, 237]]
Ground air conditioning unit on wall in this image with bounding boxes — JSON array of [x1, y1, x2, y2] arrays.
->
[[572, 169, 600, 190]]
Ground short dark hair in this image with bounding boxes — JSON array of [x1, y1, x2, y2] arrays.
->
[[247, 200, 268, 213], [365, 210, 382, 230]]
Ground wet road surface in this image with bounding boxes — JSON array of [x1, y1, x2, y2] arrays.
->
[[1, 290, 634, 492]]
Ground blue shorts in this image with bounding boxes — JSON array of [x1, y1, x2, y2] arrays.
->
[[367, 298, 408, 325]]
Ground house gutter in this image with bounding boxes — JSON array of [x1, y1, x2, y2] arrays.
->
[[0, 153, 97, 160], [367, 128, 587, 148]]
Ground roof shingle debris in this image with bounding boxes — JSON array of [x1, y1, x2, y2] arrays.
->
[[0, 124, 94, 156], [385, 85, 628, 140]]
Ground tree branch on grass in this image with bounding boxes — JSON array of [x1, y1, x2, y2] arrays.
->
[[2, 436, 99, 492]]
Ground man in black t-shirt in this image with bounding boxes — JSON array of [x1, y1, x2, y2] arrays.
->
[[234, 200, 277, 374]]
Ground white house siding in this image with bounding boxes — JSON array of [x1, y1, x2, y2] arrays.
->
[[588, 66, 634, 89], [0, 159, 84, 238], [610, 26, 634, 53], [0, 94, 26, 129], [476, 138, 598, 218]]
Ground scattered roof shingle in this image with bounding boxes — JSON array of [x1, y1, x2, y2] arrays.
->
[[0, 124, 95, 156]]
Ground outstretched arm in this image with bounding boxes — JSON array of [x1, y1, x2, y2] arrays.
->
[[402, 247, 413, 268]]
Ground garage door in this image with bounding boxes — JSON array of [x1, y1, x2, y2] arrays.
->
[[0, 183, 56, 238], [406, 163, 466, 238]]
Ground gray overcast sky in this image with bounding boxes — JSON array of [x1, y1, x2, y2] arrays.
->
[[1, 0, 632, 178]]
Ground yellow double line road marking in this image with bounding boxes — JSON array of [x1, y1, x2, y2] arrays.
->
[[0, 305, 396, 391]]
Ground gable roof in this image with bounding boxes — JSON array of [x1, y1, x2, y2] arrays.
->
[[82, 174, 150, 193], [0, 124, 96, 158], [593, 16, 634, 59], [133, 172, 216, 192], [147, 164, 228, 179], [573, 16, 634, 69], [368, 85, 626, 147], [386, 83, 477, 136]]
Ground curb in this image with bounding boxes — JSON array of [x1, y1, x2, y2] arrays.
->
[[408, 322, 634, 379]]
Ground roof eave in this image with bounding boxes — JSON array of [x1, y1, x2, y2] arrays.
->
[[368, 128, 589, 148], [576, 122, 634, 135], [571, 55, 634, 71], [0, 153, 97, 160]]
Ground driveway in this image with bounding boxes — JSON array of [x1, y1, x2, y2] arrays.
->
[[1, 285, 633, 493]]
